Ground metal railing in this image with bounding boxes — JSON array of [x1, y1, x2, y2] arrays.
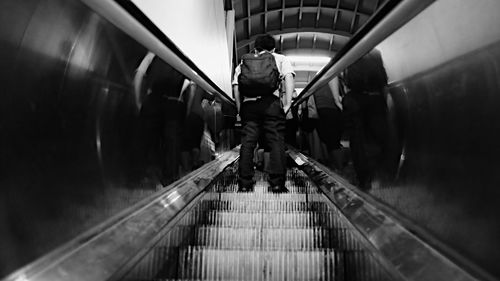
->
[[80, 0, 236, 107], [3, 150, 239, 281], [288, 147, 495, 281], [290, 0, 436, 108]]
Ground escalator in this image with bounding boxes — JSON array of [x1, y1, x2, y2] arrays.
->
[[122, 165, 394, 280], [3, 149, 482, 281]]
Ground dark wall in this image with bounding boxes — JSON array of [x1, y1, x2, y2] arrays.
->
[[0, 0, 235, 277]]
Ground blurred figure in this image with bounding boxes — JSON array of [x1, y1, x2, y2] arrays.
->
[[296, 95, 315, 154], [203, 96, 224, 154], [342, 49, 389, 190], [314, 77, 345, 171], [284, 89, 299, 147], [180, 80, 213, 174], [158, 77, 186, 185], [139, 83, 165, 183], [138, 58, 186, 186]]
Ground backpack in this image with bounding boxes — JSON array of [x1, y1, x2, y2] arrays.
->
[[238, 51, 280, 97]]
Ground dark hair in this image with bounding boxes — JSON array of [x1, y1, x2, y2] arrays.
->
[[344, 49, 388, 92], [254, 34, 276, 51]]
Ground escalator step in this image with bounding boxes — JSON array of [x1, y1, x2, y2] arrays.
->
[[120, 166, 395, 281], [193, 226, 360, 250], [122, 248, 385, 281], [201, 192, 325, 202], [179, 211, 344, 228], [208, 184, 318, 194], [179, 247, 340, 280], [196, 200, 331, 212]]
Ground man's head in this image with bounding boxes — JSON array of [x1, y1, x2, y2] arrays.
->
[[254, 34, 276, 52]]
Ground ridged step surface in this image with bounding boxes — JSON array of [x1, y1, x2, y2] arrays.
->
[[201, 192, 325, 202], [196, 200, 331, 212], [179, 211, 343, 228], [179, 247, 340, 281], [193, 226, 359, 250], [121, 168, 392, 281], [208, 185, 319, 193]]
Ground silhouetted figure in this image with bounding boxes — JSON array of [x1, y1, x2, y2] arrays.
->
[[140, 61, 186, 186], [203, 97, 224, 154], [139, 87, 164, 182], [314, 77, 344, 171], [180, 80, 215, 173], [284, 90, 299, 147], [342, 49, 389, 190]]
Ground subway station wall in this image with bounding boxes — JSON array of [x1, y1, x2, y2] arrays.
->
[[0, 0, 236, 277], [131, 0, 233, 95], [374, 0, 500, 277]]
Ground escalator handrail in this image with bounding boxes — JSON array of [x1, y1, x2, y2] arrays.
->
[[2, 150, 239, 281], [80, 0, 235, 107], [290, 0, 435, 109], [288, 148, 497, 281]]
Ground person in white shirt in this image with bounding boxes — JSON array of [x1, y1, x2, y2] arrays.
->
[[232, 34, 295, 192]]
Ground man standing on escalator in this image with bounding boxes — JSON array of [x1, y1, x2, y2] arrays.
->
[[233, 34, 295, 192]]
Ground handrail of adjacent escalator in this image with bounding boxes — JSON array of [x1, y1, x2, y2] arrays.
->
[[2, 149, 239, 281], [79, 0, 235, 108], [287, 148, 498, 281], [290, 0, 435, 109]]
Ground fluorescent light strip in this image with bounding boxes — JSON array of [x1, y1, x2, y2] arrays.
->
[[287, 56, 332, 64]]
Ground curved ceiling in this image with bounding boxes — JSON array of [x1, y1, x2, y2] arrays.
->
[[229, 0, 387, 88]]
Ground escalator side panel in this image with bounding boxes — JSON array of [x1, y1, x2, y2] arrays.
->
[[122, 164, 397, 281], [289, 149, 481, 281]]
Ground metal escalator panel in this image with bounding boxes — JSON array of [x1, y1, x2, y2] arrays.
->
[[121, 165, 396, 281]]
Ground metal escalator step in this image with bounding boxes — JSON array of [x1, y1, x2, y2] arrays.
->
[[179, 246, 340, 280], [201, 192, 325, 202], [207, 168, 320, 194], [179, 211, 343, 228], [124, 249, 385, 281], [122, 168, 395, 281], [208, 183, 319, 194], [196, 200, 331, 212], [122, 226, 197, 280], [193, 226, 360, 250]]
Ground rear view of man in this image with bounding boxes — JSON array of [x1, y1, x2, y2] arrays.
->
[[233, 34, 295, 192]]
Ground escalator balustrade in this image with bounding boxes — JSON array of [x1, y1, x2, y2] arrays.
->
[[122, 165, 393, 280]]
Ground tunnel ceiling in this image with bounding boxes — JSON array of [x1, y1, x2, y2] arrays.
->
[[230, 0, 386, 88]]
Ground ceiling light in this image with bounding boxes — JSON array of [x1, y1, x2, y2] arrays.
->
[[287, 56, 332, 64]]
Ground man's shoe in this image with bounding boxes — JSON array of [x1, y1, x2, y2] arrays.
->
[[269, 185, 288, 193], [238, 179, 255, 192], [238, 185, 253, 192], [255, 162, 264, 171]]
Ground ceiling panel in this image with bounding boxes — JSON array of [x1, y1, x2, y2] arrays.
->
[[304, 0, 320, 5], [231, 0, 387, 86]]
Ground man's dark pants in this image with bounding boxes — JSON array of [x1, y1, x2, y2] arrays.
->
[[239, 95, 286, 189]]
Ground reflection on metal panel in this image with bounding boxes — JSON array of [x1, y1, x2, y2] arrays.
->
[[373, 40, 500, 280], [0, 0, 236, 278], [3, 150, 239, 281], [289, 149, 484, 281]]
